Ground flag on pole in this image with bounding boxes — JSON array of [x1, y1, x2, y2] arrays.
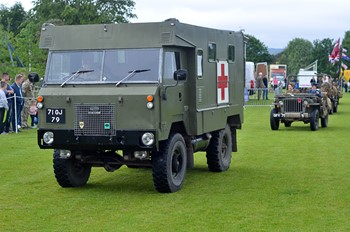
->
[[343, 48, 347, 53], [329, 38, 340, 63], [342, 53, 350, 61], [342, 62, 348, 70]]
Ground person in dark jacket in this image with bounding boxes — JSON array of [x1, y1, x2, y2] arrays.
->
[[11, 74, 24, 132]]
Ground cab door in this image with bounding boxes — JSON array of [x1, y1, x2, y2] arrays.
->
[[159, 48, 188, 140]]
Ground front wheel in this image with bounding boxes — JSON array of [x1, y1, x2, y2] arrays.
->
[[152, 133, 187, 193], [206, 124, 232, 172], [270, 108, 280, 130], [53, 150, 92, 187], [310, 109, 319, 131]]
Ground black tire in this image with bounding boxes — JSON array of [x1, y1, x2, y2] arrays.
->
[[310, 109, 319, 131], [333, 101, 338, 113], [321, 113, 328, 128], [284, 121, 292, 127], [53, 150, 92, 187], [329, 102, 334, 115], [206, 124, 232, 172], [152, 133, 187, 193], [270, 108, 280, 130]]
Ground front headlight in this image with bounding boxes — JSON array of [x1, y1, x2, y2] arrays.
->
[[278, 101, 283, 106], [146, 102, 154, 109], [141, 132, 155, 146], [37, 102, 43, 109], [43, 131, 54, 145]]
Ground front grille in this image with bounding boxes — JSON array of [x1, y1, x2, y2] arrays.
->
[[283, 98, 303, 112], [74, 103, 116, 136]]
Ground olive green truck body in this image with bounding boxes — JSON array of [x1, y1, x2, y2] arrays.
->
[[37, 19, 245, 192]]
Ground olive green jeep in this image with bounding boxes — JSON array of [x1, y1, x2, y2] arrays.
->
[[270, 93, 329, 131]]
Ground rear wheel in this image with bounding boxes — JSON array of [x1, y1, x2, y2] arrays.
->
[[329, 102, 334, 115], [152, 133, 187, 193], [321, 113, 328, 128], [53, 150, 92, 187], [310, 109, 319, 131], [270, 108, 280, 130], [206, 124, 232, 172], [333, 101, 338, 113]]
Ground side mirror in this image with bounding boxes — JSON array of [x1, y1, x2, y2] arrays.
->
[[173, 69, 187, 81]]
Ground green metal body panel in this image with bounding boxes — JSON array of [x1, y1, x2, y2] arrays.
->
[[38, 19, 245, 150]]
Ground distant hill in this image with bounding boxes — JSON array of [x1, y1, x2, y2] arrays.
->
[[268, 48, 284, 55]]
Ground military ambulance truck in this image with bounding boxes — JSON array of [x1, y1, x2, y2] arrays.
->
[[37, 19, 245, 193]]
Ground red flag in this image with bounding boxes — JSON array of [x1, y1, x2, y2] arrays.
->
[[330, 38, 340, 61]]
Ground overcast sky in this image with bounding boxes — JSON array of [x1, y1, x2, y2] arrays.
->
[[2, 0, 349, 48]]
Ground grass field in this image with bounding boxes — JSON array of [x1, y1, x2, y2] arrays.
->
[[1, 93, 350, 231]]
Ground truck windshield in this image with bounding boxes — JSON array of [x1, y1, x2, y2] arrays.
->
[[45, 49, 161, 84]]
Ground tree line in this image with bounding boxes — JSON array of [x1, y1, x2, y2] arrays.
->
[[246, 33, 350, 78], [0, 1, 349, 80]]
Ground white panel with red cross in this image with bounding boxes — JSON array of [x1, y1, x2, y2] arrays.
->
[[217, 61, 229, 104]]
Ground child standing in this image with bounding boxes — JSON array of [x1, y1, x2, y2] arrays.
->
[[29, 100, 38, 128], [0, 81, 9, 134]]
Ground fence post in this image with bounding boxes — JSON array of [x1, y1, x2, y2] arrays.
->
[[14, 93, 18, 133]]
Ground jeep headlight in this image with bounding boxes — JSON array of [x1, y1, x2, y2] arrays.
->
[[141, 132, 155, 146], [278, 101, 283, 106], [43, 131, 54, 145]]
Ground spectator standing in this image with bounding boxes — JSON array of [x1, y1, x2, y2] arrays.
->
[[262, 75, 268, 100], [21, 75, 35, 128], [310, 77, 316, 86], [29, 100, 38, 128], [344, 81, 348, 93], [0, 81, 9, 134], [1, 73, 14, 134], [11, 74, 24, 132], [273, 76, 278, 90], [256, 72, 265, 100]]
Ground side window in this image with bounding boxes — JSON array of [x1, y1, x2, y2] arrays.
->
[[208, 42, 216, 62], [164, 51, 180, 80], [228, 45, 235, 63], [197, 49, 203, 78]]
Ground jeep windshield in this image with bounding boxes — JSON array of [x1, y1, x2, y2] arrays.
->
[[45, 49, 161, 84]]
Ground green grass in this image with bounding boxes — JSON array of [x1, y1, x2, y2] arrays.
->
[[1, 93, 350, 231]]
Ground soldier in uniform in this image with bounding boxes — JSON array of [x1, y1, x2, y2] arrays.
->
[[21, 74, 35, 128], [286, 83, 300, 94], [320, 82, 332, 112]]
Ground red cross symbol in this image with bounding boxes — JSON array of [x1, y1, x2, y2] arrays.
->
[[218, 63, 228, 100]]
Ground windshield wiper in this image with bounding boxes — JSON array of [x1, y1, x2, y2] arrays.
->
[[60, 69, 94, 87], [115, 69, 150, 87]]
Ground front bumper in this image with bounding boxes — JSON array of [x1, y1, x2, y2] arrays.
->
[[38, 129, 156, 150]]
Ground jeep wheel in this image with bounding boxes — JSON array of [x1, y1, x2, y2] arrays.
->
[[270, 108, 280, 130], [321, 113, 328, 128], [152, 133, 187, 193], [206, 124, 232, 172], [329, 102, 334, 115], [333, 101, 338, 113], [310, 109, 319, 131], [53, 150, 92, 187]]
